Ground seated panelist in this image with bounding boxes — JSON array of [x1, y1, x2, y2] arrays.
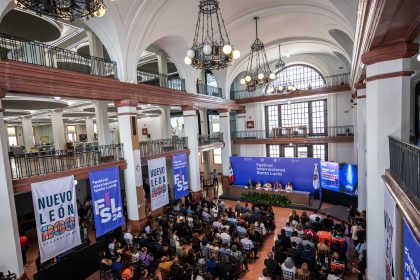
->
[[274, 180, 282, 190], [255, 181, 262, 189], [285, 182, 293, 192], [263, 182, 272, 189], [248, 179, 253, 189]]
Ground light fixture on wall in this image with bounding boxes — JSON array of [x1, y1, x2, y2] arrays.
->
[[12, 0, 106, 20], [239, 17, 276, 92], [185, 0, 240, 70]]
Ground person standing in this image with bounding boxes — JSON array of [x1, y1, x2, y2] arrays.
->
[[212, 169, 219, 187], [20, 232, 29, 266]]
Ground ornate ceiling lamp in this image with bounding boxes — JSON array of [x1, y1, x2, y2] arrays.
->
[[184, 0, 240, 70], [271, 44, 296, 93], [274, 44, 285, 72], [240, 17, 276, 92], [12, 0, 106, 20]]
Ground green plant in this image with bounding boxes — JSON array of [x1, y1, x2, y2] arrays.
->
[[241, 191, 290, 207]]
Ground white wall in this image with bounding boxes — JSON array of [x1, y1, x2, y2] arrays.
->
[[15, 126, 24, 146], [34, 124, 53, 144], [138, 116, 163, 141], [109, 121, 120, 144], [335, 91, 353, 126]]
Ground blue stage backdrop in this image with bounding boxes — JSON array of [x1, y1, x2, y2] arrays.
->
[[404, 220, 420, 280], [172, 153, 189, 200], [230, 156, 320, 196], [89, 166, 124, 237]]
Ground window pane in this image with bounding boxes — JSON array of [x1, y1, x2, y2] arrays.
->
[[297, 147, 308, 158], [267, 105, 279, 131], [213, 148, 222, 164], [268, 145, 280, 157], [313, 144, 326, 161], [284, 147, 295, 158], [267, 64, 326, 93], [312, 100, 326, 134], [8, 136, 17, 146]]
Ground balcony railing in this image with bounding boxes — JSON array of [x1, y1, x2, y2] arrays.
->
[[140, 137, 188, 157], [231, 73, 350, 100], [137, 69, 186, 91], [232, 125, 354, 139], [9, 144, 124, 180], [0, 33, 118, 78], [199, 133, 224, 146], [197, 84, 222, 97], [389, 137, 420, 199]]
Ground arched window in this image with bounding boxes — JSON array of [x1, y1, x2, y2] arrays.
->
[[267, 64, 326, 93]]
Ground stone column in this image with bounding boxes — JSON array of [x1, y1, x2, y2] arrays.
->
[[156, 52, 168, 88], [87, 31, 105, 76], [85, 117, 95, 142], [21, 116, 33, 150], [236, 110, 246, 156], [51, 110, 66, 150], [159, 106, 172, 138], [355, 84, 366, 211], [362, 42, 417, 280], [218, 110, 231, 176], [93, 100, 111, 146], [115, 100, 145, 231], [182, 107, 201, 196], [0, 98, 26, 279]]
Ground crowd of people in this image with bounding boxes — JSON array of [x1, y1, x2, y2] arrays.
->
[[98, 196, 366, 280], [259, 208, 367, 280], [99, 197, 275, 279]]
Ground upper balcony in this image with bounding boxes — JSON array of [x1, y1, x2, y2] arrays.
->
[[232, 73, 350, 103], [137, 68, 186, 91], [233, 125, 354, 145], [10, 143, 126, 193], [0, 33, 117, 78], [197, 84, 223, 98], [139, 136, 189, 164], [199, 133, 224, 151], [386, 137, 420, 238]]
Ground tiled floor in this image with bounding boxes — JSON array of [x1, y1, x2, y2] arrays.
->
[[25, 199, 359, 279]]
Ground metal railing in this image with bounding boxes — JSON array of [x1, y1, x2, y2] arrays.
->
[[0, 33, 118, 78], [232, 125, 354, 139], [197, 84, 222, 97], [137, 69, 186, 91], [231, 73, 350, 100], [199, 133, 224, 146], [9, 144, 124, 180], [389, 137, 420, 199], [140, 137, 188, 157]]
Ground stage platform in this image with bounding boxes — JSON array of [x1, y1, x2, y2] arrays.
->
[[219, 193, 322, 212], [318, 204, 349, 222]]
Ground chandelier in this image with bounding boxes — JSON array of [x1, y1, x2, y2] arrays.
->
[[270, 44, 296, 93], [274, 44, 285, 72], [12, 0, 106, 20], [240, 17, 276, 92], [184, 0, 240, 70]]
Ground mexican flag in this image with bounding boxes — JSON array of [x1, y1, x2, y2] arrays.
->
[[313, 163, 320, 190], [229, 163, 235, 184]]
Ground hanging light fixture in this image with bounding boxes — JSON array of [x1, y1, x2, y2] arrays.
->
[[12, 0, 106, 21], [266, 43, 297, 94], [239, 17, 275, 92], [185, 0, 239, 70], [274, 44, 286, 72]]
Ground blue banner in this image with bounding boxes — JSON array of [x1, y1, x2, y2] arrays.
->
[[404, 220, 420, 280], [89, 166, 124, 237], [172, 153, 189, 200], [230, 156, 320, 195]]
